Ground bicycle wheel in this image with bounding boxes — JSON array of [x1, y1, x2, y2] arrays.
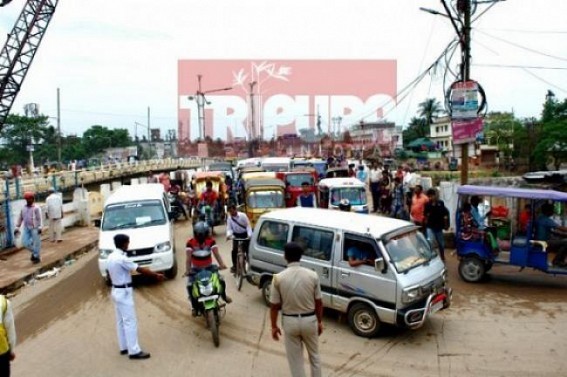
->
[[237, 252, 245, 291]]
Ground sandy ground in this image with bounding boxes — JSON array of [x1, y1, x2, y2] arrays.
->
[[9, 221, 567, 377]]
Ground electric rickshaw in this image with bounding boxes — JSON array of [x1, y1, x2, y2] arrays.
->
[[318, 177, 369, 214], [191, 171, 228, 227], [276, 168, 318, 208], [456, 185, 567, 283]]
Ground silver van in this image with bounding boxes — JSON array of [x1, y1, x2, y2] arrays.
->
[[248, 207, 452, 337]]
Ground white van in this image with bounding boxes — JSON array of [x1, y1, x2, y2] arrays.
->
[[97, 184, 178, 283], [248, 207, 451, 337]]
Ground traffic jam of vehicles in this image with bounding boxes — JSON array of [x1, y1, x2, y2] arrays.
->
[[96, 156, 567, 347]]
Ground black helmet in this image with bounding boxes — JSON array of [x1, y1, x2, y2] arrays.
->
[[338, 198, 351, 212], [193, 221, 210, 244]]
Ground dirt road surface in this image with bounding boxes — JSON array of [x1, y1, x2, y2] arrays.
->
[[10, 222, 567, 377]]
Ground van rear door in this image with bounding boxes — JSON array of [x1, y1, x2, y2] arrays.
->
[[290, 224, 335, 308]]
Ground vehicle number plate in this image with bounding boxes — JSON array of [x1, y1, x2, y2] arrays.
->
[[429, 295, 445, 314]]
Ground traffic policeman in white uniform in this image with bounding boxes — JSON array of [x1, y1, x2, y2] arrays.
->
[[106, 234, 165, 360]]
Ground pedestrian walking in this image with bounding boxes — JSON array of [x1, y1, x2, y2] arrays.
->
[[390, 177, 406, 219], [14, 191, 42, 264], [0, 294, 16, 377], [106, 234, 165, 360], [296, 182, 318, 208], [423, 188, 450, 261], [410, 185, 429, 233], [270, 242, 323, 377], [46, 187, 64, 242]]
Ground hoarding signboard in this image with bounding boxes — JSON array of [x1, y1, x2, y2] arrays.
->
[[450, 81, 480, 119], [452, 117, 484, 145]]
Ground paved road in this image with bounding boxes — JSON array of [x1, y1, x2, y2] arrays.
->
[[9, 222, 567, 377]]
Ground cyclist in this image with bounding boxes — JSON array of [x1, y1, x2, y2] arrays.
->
[[185, 221, 231, 316], [226, 203, 253, 274]]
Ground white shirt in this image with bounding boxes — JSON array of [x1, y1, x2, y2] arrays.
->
[[369, 169, 381, 183], [106, 248, 138, 286], [0, 295, 16, 351], [226, 211, 253, 238], [46, 193, 63, 219]]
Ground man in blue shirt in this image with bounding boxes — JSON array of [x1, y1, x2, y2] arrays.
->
[[470, 196, 491, 230], [346, 244, 375, 267], [536, 203, 567, 267], [356, 165, 368, 184], [296, 182, 317, 208]]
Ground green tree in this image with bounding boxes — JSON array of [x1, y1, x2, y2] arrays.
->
[[534, 94, 567, 170], [0, 113, 53, 166], [484, 112, 523, 162], [402, 117, 427, 146], [81, 125, 132, 157], [418, 98, 443, 130]]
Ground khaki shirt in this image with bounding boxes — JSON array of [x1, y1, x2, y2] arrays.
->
[[270, 262, 322, 315]]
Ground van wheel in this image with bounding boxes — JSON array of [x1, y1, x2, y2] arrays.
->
[[348, 303, 381, 338], [165, 260, 178, 279], [458, 256, 485, 283], [261, 279, 272, 308]]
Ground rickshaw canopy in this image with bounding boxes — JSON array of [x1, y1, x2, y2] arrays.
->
[[457, 185, 567, 201]]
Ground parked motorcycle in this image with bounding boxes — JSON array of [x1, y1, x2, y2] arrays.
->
[[191, 267, 225, 347]]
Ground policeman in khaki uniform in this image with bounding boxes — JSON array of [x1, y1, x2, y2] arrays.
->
[[0, 294, 16, 377], [106, 234, 165, 360], [270, 242, 323, 377]]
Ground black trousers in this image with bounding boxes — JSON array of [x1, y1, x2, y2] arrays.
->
[[370, 182, 380, 212], [0, 351, 11, 377], [231, 232, 250, 268]]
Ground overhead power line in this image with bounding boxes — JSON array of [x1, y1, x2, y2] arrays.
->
[[474, 63, 567, 70], [519, 67, 567, 94], [475, 29, 567, 62], [478, 27, 567, 35]]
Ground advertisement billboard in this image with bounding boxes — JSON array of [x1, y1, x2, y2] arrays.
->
[[178, 60, 397, 141]]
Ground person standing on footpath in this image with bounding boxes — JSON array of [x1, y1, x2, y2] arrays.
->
[[14, 191, 43, 264], [106, 234, 165, 360], [0, 294, 16, 377], [423, 188, 450, 261], [46, 187, 64, 242], [270, 242, 323, 377]]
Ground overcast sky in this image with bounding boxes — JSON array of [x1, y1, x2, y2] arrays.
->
[[1, 0, 566, 139]]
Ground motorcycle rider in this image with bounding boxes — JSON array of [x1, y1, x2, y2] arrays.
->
[[185, 221, 231, 317], [168, 183, 188, 220]]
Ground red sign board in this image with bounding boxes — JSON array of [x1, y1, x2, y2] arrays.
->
[[452, 118, 483, 145]]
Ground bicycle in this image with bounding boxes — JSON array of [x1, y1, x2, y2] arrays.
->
[[231, 237, 250, 291]]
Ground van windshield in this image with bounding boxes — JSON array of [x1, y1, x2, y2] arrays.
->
[[383, 231, 436, 273], [330, 187, 367, 206], [102, 200, 167, 230]]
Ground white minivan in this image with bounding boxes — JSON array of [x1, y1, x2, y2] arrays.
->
[[248, 207, 451, 337], [97, 184, 178, 283]]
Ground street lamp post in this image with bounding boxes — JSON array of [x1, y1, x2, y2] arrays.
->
[[188, 74, 232, 140]]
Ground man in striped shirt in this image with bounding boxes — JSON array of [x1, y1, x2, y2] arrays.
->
[[14, 191, 43, 264]]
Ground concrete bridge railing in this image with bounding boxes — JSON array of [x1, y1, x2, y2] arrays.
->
[[1, 157, 221, 201]]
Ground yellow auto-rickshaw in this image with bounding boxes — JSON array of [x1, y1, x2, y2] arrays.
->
[[240, 178, 286, 228]]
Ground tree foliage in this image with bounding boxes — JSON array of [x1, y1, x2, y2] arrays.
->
[[533, 94, 567, 170]]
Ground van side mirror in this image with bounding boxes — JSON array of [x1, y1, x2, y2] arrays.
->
[[374, 257, 386, 273], [93, 219, 101, 228]]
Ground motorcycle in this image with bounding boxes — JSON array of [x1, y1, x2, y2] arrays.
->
[[168, 193, 185, 221], [191, 267, 225, 347]]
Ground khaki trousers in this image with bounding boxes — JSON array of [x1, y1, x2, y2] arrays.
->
[[282, 315, 321, 377], [48, 218, 62, 241]]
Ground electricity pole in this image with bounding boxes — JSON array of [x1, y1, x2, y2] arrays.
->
[[249, 81, 257, 157], [460, 0, 472, 185], [57, 87, 61, 169], [188, 75, 232, 141], [147, 106, 151, 158]]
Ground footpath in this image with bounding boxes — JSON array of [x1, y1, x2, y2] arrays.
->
[[0, 227, 99, 294]]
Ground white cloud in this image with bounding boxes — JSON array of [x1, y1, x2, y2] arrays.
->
[[0, 0, 565, 137]]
